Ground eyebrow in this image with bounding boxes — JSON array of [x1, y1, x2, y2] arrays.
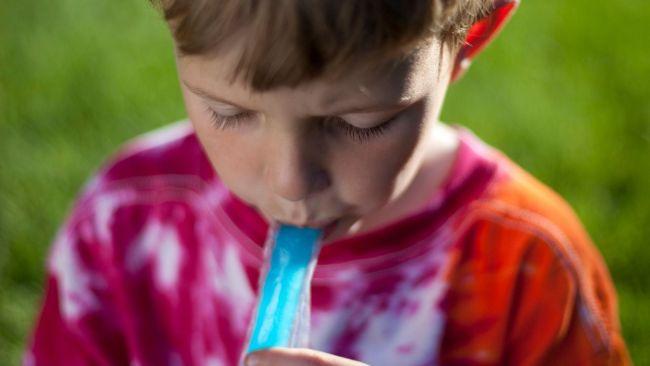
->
[[182, 80, 412, 115], [183, 81, 249, 110]]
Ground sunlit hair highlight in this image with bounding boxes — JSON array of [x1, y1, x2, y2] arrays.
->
[[150, 0, 494, 91]]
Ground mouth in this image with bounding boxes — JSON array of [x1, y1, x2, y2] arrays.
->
[[271, 218, 340, 239], [322, 220, 340, 239]]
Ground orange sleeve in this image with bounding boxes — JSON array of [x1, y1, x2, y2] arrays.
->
[[501, 220, 630, 366], [496, 164, 631, 366], [439, 164, 631, 365]]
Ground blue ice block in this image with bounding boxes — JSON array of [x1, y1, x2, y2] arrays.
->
[[246, 225, 322, 352]]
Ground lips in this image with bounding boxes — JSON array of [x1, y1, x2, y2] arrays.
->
[[322, 220, 339, 238], [270, 217, 339, 238], [274, 219, 337, 229]]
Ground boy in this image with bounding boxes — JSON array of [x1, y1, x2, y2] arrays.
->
[[25, 0, 631, 365]]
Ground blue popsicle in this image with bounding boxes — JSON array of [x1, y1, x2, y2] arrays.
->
[[246, 224, 323, 353]]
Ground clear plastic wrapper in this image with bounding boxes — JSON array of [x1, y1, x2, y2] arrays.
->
[[238, 224, 323, 365]]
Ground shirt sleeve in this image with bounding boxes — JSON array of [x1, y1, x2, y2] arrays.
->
[[24, 197, 130, 366], [501, 229, 631, 366], [440, 211, 632, 366]]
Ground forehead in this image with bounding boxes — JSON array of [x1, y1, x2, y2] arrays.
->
[[176, 38, 445, 111]]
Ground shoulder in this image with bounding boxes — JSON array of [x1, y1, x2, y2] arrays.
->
[[448, 129, 603, 284], [64, 119, 219, 220], [92, 119, 214, 192], [467, 154, 609, 292], [48, 119, 224, 271], [445, 149, 625, 362], [45, 120, 228, 307]]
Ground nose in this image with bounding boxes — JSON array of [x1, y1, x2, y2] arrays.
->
[[264, 130, 330, 202]]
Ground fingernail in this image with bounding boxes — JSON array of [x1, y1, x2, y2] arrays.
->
[[245, 354, 260, 366]]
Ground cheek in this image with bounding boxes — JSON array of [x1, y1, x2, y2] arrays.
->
[[185, 102, 263, 202], [201, 133, 264, 203]]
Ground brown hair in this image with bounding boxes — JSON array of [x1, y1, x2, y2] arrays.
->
[[150, 0, 494, 91]]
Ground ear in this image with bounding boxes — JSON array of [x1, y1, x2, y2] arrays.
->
[[450, 0, 520, 82]]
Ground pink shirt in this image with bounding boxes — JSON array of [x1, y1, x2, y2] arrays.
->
[[25, 120, 629, 365]]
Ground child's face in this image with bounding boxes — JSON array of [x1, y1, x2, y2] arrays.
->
[[175, 39, 456, 242]]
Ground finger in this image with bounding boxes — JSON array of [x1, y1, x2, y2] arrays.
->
[[245, 347, 369, 366]]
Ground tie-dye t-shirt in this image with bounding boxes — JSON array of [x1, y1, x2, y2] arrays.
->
[[24, 121, 630, 366]]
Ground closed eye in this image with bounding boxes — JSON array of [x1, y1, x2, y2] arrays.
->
[[324, 116, 397, 143], [205, 106, 399, 143], [205, 107, 255, 129]]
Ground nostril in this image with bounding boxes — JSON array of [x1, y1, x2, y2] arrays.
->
[[311, 170, 331, 192]]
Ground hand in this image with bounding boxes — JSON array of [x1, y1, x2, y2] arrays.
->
[[244, 347, 369, 366]]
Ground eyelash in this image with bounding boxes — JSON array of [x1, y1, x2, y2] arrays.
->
[[326, 116, 394, 143], [205, 107, 397, 143], [206, 107, 254, 130]]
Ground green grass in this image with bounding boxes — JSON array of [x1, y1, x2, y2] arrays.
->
[[1, 0, 648, 365]]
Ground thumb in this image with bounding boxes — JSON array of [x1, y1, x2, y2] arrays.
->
[[244, 347, 369, 366]]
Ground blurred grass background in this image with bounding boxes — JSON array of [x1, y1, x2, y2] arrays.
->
[[0, 0, 648, 364]]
